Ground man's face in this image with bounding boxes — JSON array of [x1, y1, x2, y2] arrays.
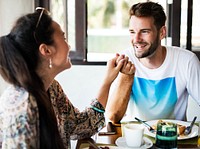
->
[[129, 16, 161, 58]]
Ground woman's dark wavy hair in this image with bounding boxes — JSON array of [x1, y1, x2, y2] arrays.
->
[[129, 1, 166, 30], [0, 10, 64, 148]]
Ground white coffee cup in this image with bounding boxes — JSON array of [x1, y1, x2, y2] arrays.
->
[[124, 123, 144, 147]]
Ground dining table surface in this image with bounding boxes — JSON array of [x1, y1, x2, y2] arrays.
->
[[76, 121, 200, 149]]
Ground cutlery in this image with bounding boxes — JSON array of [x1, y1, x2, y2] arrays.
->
[[184, 116, 197, 135], [135, 117, 156, 133]]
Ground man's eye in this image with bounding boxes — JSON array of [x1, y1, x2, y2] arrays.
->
[[141, 30, 149, 34]]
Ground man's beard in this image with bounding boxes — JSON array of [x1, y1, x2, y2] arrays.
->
[[133, 35, 159, 58]]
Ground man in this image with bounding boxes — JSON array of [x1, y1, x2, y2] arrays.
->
[[106, 1, 200, 123]]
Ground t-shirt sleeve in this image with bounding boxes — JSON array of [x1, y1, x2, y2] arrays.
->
[[186, 54, 200, 105]]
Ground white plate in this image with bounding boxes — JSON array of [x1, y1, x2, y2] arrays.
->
[[144, 119, 198, 140], [115, 137, 153, 149]]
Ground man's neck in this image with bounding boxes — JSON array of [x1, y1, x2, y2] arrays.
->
[[139, 46, 166, 69]]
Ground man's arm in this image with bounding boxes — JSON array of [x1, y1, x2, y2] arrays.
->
[[106, 73, 134, 123]]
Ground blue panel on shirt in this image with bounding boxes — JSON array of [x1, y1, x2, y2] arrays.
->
[[131, 77, 178, 119]]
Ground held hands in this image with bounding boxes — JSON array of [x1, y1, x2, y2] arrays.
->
[[97, 54, 135, 108], [104, 54, 135, 84], [115, 53, 135, 75]]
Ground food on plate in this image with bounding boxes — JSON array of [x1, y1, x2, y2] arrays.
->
[[152, 120, 186, 136], [177, 124, 186, 136]]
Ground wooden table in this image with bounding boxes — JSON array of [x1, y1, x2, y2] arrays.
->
[[76, 122, 200, 148]]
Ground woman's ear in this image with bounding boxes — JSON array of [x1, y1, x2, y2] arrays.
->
[[39, 44, 52, 56]]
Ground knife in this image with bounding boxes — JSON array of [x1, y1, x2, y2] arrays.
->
[[135, 117, 156, 133]]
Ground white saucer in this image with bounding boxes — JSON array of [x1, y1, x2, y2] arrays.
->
[[115, 136, 153, 149]]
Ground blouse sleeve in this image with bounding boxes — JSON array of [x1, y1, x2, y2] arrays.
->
[[0, 86, 39, 148], [49, 80, 105, 141]]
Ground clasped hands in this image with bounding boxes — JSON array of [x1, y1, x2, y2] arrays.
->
[[115, 53, 135, 75], [105, 53, 135, 84]]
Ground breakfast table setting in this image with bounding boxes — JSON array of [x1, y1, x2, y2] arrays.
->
[[75, 117, 200, 149]]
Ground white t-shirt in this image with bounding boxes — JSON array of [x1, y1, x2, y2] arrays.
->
[[121, 46, 200, 121]]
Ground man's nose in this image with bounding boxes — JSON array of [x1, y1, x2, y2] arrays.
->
[[131, 33, 142, 43]]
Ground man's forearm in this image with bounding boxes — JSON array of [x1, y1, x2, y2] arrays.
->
[[106, 73, 134, 123]]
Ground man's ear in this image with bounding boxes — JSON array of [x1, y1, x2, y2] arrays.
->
[[159, 26, 166, 40], [38, 43, 52, 56]]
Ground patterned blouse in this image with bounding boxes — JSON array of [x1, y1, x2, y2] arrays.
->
[[0, 80, 105, 148]]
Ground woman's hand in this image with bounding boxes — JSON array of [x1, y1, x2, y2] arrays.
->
[[104, 54, 124, 84]]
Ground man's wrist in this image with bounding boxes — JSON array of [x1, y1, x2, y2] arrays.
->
[[119, 73, 134, 82]]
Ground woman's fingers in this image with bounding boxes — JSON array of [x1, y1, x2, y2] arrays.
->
[[115, 54, 125, 65], [115, 58, 125, 71]]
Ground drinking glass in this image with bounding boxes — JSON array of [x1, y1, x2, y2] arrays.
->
[[155, 121, 177, 149]]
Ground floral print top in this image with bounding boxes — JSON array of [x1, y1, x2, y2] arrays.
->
[[0, 80, 105, 148]]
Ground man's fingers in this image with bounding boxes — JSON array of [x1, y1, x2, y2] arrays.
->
[[120, 61, 135, 75]]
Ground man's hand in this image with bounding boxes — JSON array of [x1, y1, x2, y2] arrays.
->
[[116, 53, 135, 75]]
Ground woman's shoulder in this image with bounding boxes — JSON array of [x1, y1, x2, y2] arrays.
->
[[49, 79, 64, 93], [0, 85, 29, 109]]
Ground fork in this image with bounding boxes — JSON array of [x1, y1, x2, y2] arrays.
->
[[184, 116, 197, 135], [135, 117, 156, 133]]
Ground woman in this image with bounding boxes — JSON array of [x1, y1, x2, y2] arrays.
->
[[0, 8, 134, 148]]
